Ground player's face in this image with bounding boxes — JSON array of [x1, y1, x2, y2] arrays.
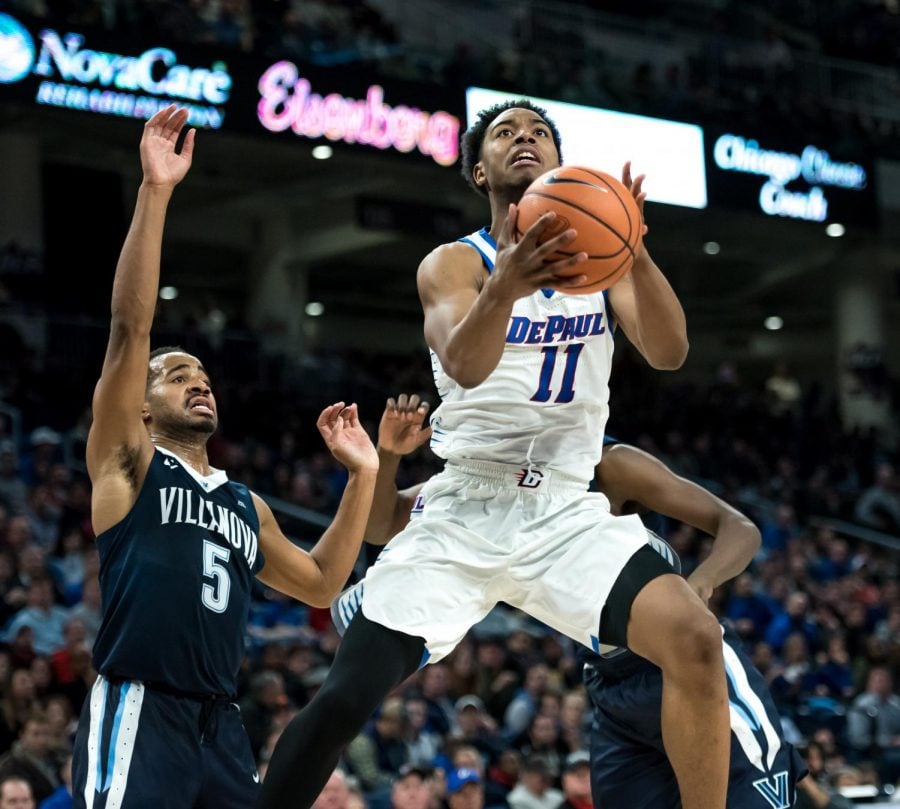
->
[[473, 108, 559, 198], [145, 352, 218, 435]]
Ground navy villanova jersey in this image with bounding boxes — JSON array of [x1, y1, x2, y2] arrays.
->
[[92, 447, 264, 696]]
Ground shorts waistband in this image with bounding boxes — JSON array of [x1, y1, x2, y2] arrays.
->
[[102, 673, 234, 702], [444, 459, 589, 493]]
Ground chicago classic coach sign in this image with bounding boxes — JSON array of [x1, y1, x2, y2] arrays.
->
[[257, 60, 460, 166], [712, 133, 867, 223]]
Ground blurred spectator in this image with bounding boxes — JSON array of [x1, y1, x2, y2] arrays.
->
[[344, 697, 409, 792], [65, 576, 100, 647], [450, 696, 503, 763], [311, 768, 352, 809], [389, 764, 431, 809], [558, 751, 591, 809], [240, 670, 290, 760], [854, 463, 900, 533], [0, 775, 34, 809], [503, 664, 548, 738], [725, 573, 775, 643], [765, 592, 821, 654], [0, 443, 27, 516], [403, 696, 441, 767], [505, 757, 561, 809], [36, 751, 71, 809], [846, 667, 900, 782], [446, 768, 484, 809], [3, 578, 67, 656], [0, 713, 59, 803]]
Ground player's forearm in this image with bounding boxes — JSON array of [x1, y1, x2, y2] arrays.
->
[[307, 469, 378, 605], [441, 279, 516, 388], [364, 448, 403, 543], [688, 516, 760, 592], [628, 250, 688, 370], [109, 184, 174, 335]]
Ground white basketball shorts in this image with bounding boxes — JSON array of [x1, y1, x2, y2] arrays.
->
[[361, 460, 650, 663]]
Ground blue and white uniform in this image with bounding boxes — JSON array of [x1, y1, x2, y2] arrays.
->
[[360, 229, 652, 663], [72, 448, 264, 809]]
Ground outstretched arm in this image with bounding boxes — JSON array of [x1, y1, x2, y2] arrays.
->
[[256, 403, 378, 607], [87, 106, 196, 534], [597, 443, 760, 603], [365, 394, 431, 544], [607, 162, 688, 370]]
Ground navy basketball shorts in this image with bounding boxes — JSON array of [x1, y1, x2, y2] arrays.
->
[[586, 634, 806, 809], [72, 676, 260, 809]]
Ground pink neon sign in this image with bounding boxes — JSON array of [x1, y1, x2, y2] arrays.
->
[[257, 61, 459, 167]]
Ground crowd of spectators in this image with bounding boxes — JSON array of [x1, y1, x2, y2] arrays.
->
[[0, 314, 899, 807]]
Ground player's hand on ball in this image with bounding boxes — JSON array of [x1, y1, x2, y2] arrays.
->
[[140, 105, 195, 189], [317, 403, 379, 475], [492, 205, 588, 300], [621, 161, 649, 237], [379, 394, 432, 456]]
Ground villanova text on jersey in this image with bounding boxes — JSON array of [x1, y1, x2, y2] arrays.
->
[[92, 448, 264, 697], [158, 486, 259, 568]]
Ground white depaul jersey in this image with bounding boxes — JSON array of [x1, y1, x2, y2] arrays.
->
[[429, 228, 616, 483]]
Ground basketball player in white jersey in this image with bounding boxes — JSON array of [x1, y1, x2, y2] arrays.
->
[[258, 100, 730, 809]]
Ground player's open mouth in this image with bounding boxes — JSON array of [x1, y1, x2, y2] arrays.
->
[[510, 149, 540, 167], [188, 398, 214, 416]]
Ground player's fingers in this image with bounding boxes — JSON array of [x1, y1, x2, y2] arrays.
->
[[344, 403, 361, 428], [179, 128, 196, 160], [550, 272, 590, 289], [622, 160, 633, 188], [317, 401, 345, 429], [534, 228, 577, 259], [145, 104, 176, 132], [397, 393, 409, 412], [407, 393, 420, 410], [417, 401, 430, 415], [165, 107, 190, 139], [632, 174, 646, 199], [518, 211, 558, 253], [385, 397, 398, 415], [543, 252, 588, 276]]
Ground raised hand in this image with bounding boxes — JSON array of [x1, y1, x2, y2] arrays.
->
[[491, 205, 588, 300], [317, 402, 379, 475], [140, 105, 196, 189], [379, 394, 432, 456], [622, 161, 649, 237]]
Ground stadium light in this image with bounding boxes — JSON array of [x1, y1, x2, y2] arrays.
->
[[305, 301, 325, 316], [702, 241, 720, 255], [764, 316, 784, 331], [826, 222, 845, 238], [159, 286, 178, 300], [311, 145, 333, 160]]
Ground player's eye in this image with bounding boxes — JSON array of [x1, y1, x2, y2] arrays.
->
[[498, 128, 512, 137], [535, 128, 548, 136], [172, 376, 184, 383]]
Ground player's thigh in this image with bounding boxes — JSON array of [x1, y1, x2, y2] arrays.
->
[[73, 681, 201, 809], [363, 518, 504, 663], [591, 709, 677, 809], [512, 500, 654, 649], [196, 704, 260, 809]]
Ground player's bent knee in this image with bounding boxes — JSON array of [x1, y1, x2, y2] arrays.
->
[[673, 608, 723, 671]]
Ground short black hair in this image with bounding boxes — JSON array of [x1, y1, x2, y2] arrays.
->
[[460, 99, 563, 197], [147, 345, 187, 388]]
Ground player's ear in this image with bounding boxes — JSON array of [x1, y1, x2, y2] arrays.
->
[[472, 161, 487, 189], [141, 402, 151, 424]]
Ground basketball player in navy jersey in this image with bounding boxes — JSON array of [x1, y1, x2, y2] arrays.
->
[[71, 106, 380, 809], [258, 100, 729, 809], [335, 394, 806, 809]]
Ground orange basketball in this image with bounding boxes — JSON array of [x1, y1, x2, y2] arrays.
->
[[516, 166, 643, 294]]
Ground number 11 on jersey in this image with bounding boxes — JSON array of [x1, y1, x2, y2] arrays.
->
[[531, 342, 585, 404]]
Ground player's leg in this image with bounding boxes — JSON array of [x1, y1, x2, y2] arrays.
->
[[623, 569, 729, 809], [718, 634, 807, 809], [255, 611, 425, 809], [516, 496, 728, 809], [72, 677, 201, 809], [196, 701, 262, 809], [588, 668, 679, 809]]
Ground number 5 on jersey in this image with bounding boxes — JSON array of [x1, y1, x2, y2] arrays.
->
[[531, 343, 585, 404], [202, 539, 231, 613]]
